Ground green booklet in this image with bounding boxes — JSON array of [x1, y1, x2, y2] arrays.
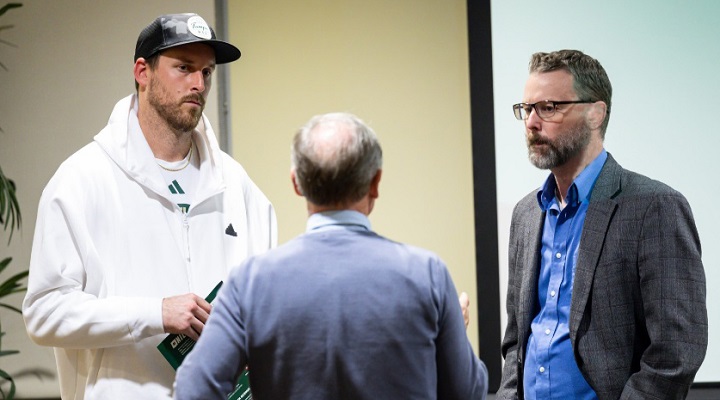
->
[[157, 281, 252, 400]]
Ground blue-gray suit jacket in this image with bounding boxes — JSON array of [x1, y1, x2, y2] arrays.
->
[[498, 154, 707, 400]]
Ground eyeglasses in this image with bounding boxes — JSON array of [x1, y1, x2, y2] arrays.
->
[[512, 100, 594, 121]]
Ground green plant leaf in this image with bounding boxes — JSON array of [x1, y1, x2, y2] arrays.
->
[[0, 3, 22, 17], [0, 172, 6, 224], [0, 257, 9, 273], [1, 5, 25, 397], [0, 303, 21, 314], [0, 270, 28, 300], [0, 367, 16, 399], [0, 166, 22, 243], [0, 2, 21, 76]]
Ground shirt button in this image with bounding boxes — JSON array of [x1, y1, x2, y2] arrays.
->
[[539, 366, 545, 373], [545, 328, 551, 335], [550, 290, 556, 297], [555, 252, 562, 259]]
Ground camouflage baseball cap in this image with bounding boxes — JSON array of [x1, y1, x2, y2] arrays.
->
[[134, 13, 241, 64]]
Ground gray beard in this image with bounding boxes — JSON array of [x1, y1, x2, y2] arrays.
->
[[527, 121, 591, 170]]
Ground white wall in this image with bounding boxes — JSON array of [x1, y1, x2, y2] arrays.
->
[[491, 0, 720, 383], [0, 1, 218, 397]]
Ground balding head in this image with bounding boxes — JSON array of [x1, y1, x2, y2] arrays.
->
[[291, 113, 382, 207]]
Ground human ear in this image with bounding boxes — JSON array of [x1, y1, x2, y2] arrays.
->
[[368, 170, 382, 199], [586, 101, 607, 130], [134, 58, 150, 89], [290, 169, 303, 197]]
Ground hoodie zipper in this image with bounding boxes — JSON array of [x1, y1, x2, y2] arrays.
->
[[181, 211, 191, 263]]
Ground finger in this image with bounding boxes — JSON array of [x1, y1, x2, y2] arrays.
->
[[195, 306, 211, 324], [459, 292, 469, 308], [458, 292, 470, 329], [190, 316, 205, 336], [196, 297, 213, 314], [185, 324, 200, 341]]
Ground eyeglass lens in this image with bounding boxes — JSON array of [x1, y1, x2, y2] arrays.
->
[[514, 101, 556, 120]]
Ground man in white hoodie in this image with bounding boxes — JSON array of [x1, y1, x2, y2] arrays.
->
[[22, 13, 277, 399]]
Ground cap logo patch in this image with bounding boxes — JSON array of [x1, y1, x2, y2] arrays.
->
[[187, 16, 212, 39]]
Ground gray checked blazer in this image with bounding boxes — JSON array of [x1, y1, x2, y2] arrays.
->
[[497, 153, 707, 400]]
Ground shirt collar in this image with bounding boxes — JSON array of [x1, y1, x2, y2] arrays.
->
[[306, 210, 372, 233], [536, 149, 608, 210]]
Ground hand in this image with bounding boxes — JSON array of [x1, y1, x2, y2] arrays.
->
[[162, 293, 212, 341], [459, 292, 470, 330]]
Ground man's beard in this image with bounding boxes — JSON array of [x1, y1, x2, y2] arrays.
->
[[147, 76, 205, 133], [526, 119, 591, 170]]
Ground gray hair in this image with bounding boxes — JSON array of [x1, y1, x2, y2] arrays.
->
[[529, 49, 612, 136], [291, 112, 383, 206]]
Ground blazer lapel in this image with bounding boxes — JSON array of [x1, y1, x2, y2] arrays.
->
[[569, 154, 622, 341], [518, 204, 544, 349]]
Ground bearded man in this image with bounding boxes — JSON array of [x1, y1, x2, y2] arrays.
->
[[498, 50, 707, 400], [23, 13, 277, 400]]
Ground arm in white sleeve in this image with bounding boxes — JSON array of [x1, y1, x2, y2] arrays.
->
[[23, 173, 165, 349]]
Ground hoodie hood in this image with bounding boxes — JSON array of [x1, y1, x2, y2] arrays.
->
[[93, 94, 226, 201]]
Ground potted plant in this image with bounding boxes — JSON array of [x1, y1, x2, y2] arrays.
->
[[0, 3, 28, 400]]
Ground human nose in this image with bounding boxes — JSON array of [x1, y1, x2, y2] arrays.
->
[[524, 105, 543, 131], [189, 71, 207, 92]]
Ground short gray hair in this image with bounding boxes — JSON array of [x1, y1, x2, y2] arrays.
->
[[291, 112, 382, 206]]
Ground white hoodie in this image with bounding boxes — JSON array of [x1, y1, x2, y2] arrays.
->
[[22, 95, 277, 399]]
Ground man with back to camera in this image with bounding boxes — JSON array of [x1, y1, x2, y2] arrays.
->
[[174, 112, 489, 399], [497, 49, 707, 399], [22, 13, 277, 399]]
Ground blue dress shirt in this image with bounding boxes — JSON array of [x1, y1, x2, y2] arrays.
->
[[306, 209, 372, 233], [523, 150, 607, 400]]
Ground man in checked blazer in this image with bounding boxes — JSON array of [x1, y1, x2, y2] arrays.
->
[[497, 50, 707, 400]]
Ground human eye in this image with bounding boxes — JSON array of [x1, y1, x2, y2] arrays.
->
[[537, 101, 556, 114]]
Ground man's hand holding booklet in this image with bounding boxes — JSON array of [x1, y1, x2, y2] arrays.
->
[[158, 281, 252, 400]]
